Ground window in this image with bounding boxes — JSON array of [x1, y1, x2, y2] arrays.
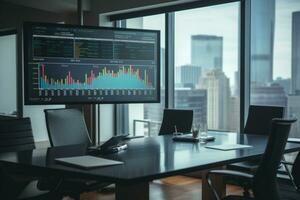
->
[[250, 0, 300, 138], [0, 33, 17, 116], [114, 0, 300, 138], [174, 2, 240, 132], [119, 14, 165, 136]]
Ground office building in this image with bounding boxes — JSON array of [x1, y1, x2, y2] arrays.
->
[[229, 96, 240, 132], [292, 11, 300, 94], [273, 77, 291, 95], [191, 35, 223, 70], [144, 89, 165, 135], [251, 83, 287, 107], [175, 66, 181, 85], [233, 70, 240, 96], [250, 0, 275, 85], [198, 69, 230, 130], [174, 88, 207, 126], [287, 94, 300, 138], [176, 64, 202, 88], [145, 87, 207, 133]]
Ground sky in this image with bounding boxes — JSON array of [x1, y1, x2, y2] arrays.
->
[[174, 2, 239, 84], [273, 0, 300, 79], [138, 0, 300, 86]]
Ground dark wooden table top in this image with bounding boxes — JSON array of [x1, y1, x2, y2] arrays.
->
[[1, 132, 300, 183]]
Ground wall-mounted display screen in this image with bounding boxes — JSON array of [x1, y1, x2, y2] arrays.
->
[[23, 22, 160, 105]]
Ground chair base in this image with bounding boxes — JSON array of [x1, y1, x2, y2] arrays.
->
[[278, 178, 300, 200]]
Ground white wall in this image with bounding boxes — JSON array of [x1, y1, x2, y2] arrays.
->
[[99, 105, 114, 142], [23, 105, 64, 142], [0, 34, 17, 115]]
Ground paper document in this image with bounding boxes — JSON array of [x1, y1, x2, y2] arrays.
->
[[55, 155, 123, 169], [205, 144, 253, 151]]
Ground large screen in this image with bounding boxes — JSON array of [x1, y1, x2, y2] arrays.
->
[[23, 22, 160, 105]]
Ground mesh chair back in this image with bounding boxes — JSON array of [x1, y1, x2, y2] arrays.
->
[[0, 118, 35, 197], [44, 108, 91, 147], [0, 118, 35, 153], [292, 151, 300, 190], [244, 105, 284, 135], [159, 109, 193, 135]]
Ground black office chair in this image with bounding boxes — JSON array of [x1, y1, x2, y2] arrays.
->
[[207, 118, 297, 200], [228, 105, 284, 172], [44, 108, 92, 147], [292, 152, 300, 190], [0, 118, 56, 200], [244, 105, 284, 135], [159, 109, 193, 135], [43, 108, 110, 199]]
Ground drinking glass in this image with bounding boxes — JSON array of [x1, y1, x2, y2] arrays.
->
[[192, 124, 200, 138], [200, 122, 208, 138]]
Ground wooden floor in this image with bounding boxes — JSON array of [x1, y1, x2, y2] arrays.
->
[[80, 176, 243, 200]]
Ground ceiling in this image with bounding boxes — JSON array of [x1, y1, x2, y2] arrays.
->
[[0, 0, 90, 13], [1, 0, 200, 15]]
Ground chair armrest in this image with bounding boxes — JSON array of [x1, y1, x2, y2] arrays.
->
[[206, 170, 254, 200], [208, 169, 254, 180], [281, 160, 293, 165]]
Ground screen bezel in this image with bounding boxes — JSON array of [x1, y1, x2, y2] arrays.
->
[[23, 22, 161, 105]]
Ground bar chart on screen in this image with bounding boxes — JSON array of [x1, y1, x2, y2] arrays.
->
[[38, 63, 154, 90]]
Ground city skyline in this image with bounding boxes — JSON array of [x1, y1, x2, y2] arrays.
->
[[175, 2, 238, 84], [143, 0, 300, 83], [126, 0, 300, 137]]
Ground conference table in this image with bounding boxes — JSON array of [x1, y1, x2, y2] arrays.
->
[[1, 131, 300, 200]]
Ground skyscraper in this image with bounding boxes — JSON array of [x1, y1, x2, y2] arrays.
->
[[250, 0, 275, 85], [289, 11, 300, 139], [273, 77, 291, 95], [233, 70, 240, 96], [198, 69, 230, 130], [287, 95, 300, 138], [229, 96, 240, 132], [144, 88, 207, 134], [291, 11, 300, 94], [250, 83, 287, 107], [176, 64, 202, 88], [191, 35, 223, 70], [174, 88, 207, 126], [144, 89, 165, 135]]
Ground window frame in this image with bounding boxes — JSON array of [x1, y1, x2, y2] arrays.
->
[[0, 28, 22, 118], [111, 0, 249, 135]]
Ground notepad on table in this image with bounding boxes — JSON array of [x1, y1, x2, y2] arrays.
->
[[205, 144, 253, 151], [55, 155, 123, 169]]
